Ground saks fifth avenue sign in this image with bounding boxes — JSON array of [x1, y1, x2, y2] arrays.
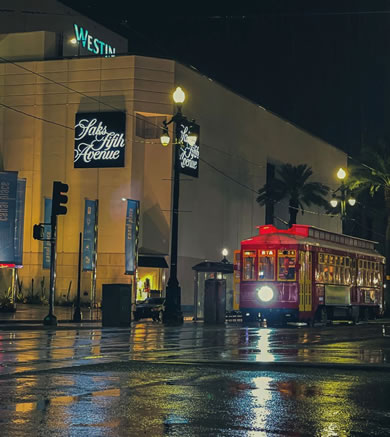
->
[[74, 112, 126, 168], [176, 122, 200, 178]]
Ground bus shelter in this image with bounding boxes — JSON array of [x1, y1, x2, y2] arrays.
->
[[192, 259, 234, 321]]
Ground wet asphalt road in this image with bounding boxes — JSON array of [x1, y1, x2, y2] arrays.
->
[[1, 321, 390, 375], [1, 321, 390, 435], [1, 362, 390, 436]]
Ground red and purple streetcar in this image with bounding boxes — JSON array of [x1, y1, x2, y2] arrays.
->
[[239, 224, 385, 325]]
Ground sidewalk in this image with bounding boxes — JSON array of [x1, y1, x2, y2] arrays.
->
[[0, 303, 101, 327]]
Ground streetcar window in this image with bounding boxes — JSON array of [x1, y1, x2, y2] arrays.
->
[[258, 250, 275, 280], [324, 254, 329, 264], [345, 257, 350, 267], [278, 250, 296, 281], [329, 265, 335, 283], [330, 255, 335, 265], [345, 267, 351, 284], [243, 251, 256, 281], [336, 256, 340, 265]]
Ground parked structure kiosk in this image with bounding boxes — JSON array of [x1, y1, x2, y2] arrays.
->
[[192, 260, 234, 322]]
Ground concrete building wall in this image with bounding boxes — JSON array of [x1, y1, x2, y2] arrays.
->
[[0, 53, 347, 309], [0, 55, 173, 302], [175, 63, 347, 304]]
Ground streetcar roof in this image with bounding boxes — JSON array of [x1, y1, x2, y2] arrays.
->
[[241, 224, 384, 259]]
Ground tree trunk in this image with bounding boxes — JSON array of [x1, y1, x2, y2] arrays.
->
[[288, 199, 299, 228], [384, 187, 390, 315]]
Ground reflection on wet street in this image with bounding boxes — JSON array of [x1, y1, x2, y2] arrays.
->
[[1, 322, 390, 376], [1, 323, 390, 435], [1, 362, 390, 436]]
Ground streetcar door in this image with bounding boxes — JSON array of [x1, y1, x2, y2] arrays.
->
[[299, 251, 312, 312]]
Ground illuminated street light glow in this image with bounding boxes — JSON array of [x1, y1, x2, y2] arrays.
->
[[186, 133, 197, 146], [330, 198, 338, 208], [337, 167, 347, 180], [160, 132, 170, 146], [222, 248, 228, 257], [348, 197, 356, 206], [70, 37, 77, 45], [173, 87, 185, 104]]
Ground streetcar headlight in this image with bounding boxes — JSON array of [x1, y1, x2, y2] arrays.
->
[[257, 286, 274, 302]]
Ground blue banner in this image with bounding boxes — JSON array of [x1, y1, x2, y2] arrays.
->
[[0, 171, 18, 264], [14, 178, 26, 266], [43, 198, 52, 270], [125, 199, 140, 275], [82, 199, 97, 271]]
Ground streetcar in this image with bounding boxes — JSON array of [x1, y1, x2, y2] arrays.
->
[[239, 224, 385, 325]]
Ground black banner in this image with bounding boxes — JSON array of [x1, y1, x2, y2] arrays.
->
[[74, 112, 126, 168], [175, 121, 200, 178]]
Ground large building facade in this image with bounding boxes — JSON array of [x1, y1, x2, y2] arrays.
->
[[0, 1, 347, 311]]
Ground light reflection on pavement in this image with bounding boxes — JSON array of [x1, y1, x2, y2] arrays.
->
[[1, 323, 390, 435], [1, 362, 390, 436], [0, 321, 390, 376]]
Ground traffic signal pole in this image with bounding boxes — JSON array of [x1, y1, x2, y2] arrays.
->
[[44, 212, 58, 325], [43, 181, 68, 326]]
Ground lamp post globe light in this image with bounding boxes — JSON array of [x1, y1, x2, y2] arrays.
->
[[160, 86, 198, 325], [330, 167, 356, 232]]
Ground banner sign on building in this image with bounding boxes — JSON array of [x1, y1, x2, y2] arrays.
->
[[82, 199, 97, 271], [125, 199, 140, 275], [74, 112, 126, 169], [14, 178, 26, 266], [175, 121, 200, 178], [43, 198, 52, 270], [0, 171, 18, 264]]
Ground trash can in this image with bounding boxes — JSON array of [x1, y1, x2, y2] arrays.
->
[[102, 283, 131, 327], [204, 279, 226, 324]]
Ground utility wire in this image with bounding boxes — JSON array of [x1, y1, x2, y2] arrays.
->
[[0, 55, 383, 221], [0, 54, 266, 170]]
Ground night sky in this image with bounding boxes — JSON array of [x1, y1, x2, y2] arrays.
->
[[62, 0, 390, 156]]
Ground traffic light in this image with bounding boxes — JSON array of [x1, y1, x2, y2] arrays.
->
[[33, 224, 44, 240], [52, 181, 68, 216]]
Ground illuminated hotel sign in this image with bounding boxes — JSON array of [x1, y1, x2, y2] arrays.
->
[[73, 24, 116, 57], [74, 112, 126, 168], [176, 122, 200, 178]]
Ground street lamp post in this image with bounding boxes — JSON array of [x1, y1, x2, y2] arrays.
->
[[330, 167, 356, 233], [160, 87, 198, 325]]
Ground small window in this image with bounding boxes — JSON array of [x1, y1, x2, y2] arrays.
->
[[345, 257, 350, 267], [278, 250, 296, 281], [136, 114, 167, 139], [320, 232, 325, 239], [330, 255, 335, 265], [243, 250, 256, 281], [258, 250, 275, 280], [319, 253, 325, 263]]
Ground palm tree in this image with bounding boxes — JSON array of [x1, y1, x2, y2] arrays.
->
[[348, 142, 390, 312], [257, 163, 329, 227]]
